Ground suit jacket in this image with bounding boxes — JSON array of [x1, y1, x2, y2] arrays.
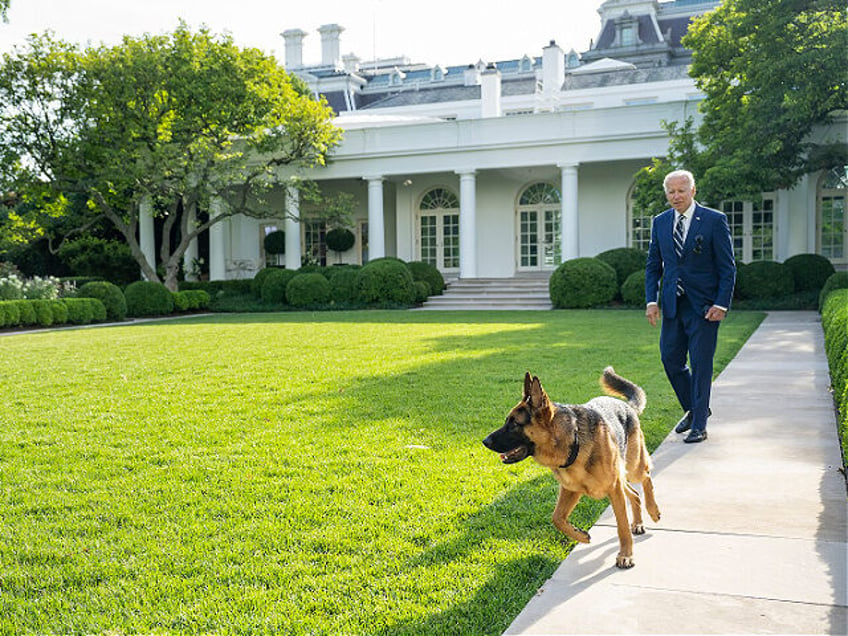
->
[[645, 203, 736, 319]]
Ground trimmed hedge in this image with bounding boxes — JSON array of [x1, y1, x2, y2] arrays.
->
[[549, 258, 617, 309], [407, 261, 445, 296], [63, 298, 106, 324], [124, 281, 175, 317], [596, 248, 647, 288], [172, 290, 211, 312], [77, 281, 127, 321], [735, 261, 795, 300], [821, 289, 848, 472], [784, 253, 835, 292], [355, 258, 416, 306], [819, 272, 848, 312], [0, 298, 106, 329], [286, 273, 331, 308], [328, 267, 361, 304], [621, 270, 646, 307], [261, 269, 299, 304]]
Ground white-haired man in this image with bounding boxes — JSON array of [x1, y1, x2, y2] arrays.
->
[[645, 170, 736, 443]]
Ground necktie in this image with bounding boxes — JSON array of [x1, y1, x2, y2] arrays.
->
[[674, 214, 685, 296]]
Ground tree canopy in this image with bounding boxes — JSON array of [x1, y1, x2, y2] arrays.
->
[[682, 0, 847, 200], [0, 24, 341, 288]]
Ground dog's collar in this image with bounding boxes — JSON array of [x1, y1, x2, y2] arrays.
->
[[559, 431, 580, 469]]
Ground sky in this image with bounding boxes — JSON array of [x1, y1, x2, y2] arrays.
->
[[0, 0, 606, 67]]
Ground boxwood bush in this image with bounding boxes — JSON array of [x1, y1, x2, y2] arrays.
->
[[50, 300, 69, 325], [407, 261, 445, 296], [819, 271, 848, 312], [596, 248, 647, 289], [15, 300, 36, 326], [62, 298, 102, 324], [549, 258, 618, 309], [251, 267, 279, 297], [77, 281, 127, 321], [621, 269, 646, 307], [328, 267, 361, 304], [0, 300, 21, 327], [735, 260, 795, 300], [124, 281, 175, 317], [784, 253, 835, 293], [413, 280, 431, 304], [821, 288, 848, 470], [286, 273, 331, 308], [261, 269, 299, 304], [355, 258, 416, 306]]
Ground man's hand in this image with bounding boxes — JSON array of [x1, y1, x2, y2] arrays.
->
[[646, 304, 660, 327], [705, 306, 727, 322]]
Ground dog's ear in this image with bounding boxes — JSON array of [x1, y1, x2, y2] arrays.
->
[[525, 375, 547, 408]]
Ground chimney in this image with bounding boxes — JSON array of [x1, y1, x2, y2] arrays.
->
[[480, 63, 502, 118], [342, 53, 360, 73], [282, 28, 307, 70], [318, 23, 344, 68], [464, 61, 483, 86], [542, 39, 565, 95]]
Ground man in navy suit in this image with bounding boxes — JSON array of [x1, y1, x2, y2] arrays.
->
[[645, 170, 736, 443]]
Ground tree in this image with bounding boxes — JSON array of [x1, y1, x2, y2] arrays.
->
[[682, 0, 847, 200], [0, 25, 341, 289], [0, 1, 9, 22]]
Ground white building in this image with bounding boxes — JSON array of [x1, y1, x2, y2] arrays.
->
[[186, 0, 847, 282]]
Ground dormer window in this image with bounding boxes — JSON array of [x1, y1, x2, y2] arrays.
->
[[615, 12, 640, 48], [431, 65, 446, 82], [389, 67, 406, 86], [519, 55, 534, 73]]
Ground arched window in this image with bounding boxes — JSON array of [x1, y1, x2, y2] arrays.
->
[[819, 165, 847, 263], [517, 183, 561, 270], [420, 187, 459, 210]]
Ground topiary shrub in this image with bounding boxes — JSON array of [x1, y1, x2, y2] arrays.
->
[[30, 300, 54, 327], [407, 261, 445, 296], [63, 298, 97, 324], [355, 257, 416, 306], [819, 271, 848, 312], [0, 300, 20, 327], [735, 260, 794, 300], [14, 300, 36, 326], [260, 269, 299, 304], [326, 228, 356, 255], [251, 267, 279, 297], [124, 281, 175, 317], [328, 267, 361, 304], [549, 258, 618, 309], [596, 248, 647, 288], [621, 270, 646, 307], [77, 281, 127, 321], [50, 300, 69, 325], [286, 273, 331, 308], [264, 230, 286, 256], [784, 253, 835, 292], [413, 280, 431, 304]]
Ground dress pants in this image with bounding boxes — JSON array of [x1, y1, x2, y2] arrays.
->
[[659, 294, 719, 432]]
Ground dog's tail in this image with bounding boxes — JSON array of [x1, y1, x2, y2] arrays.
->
[[600, 366, 646, 415]]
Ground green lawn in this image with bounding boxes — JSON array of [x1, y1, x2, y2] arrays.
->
[[0, 310, 764, 635]]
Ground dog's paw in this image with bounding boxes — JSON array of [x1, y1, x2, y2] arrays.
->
[[574, 529, 591, 544], [631, 523, 645, 535], [649, 509, 661, 523], [616, 554, 635, 569]]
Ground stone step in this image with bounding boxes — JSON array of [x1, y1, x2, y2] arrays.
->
[[417, 276, 553, 310]]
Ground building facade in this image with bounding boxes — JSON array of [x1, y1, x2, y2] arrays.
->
[[169, 0, 846, 282]]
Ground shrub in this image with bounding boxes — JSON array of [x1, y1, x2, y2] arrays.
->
[[286, 273, 331, 308], [735, 260, 794, 300], [63, 298, 96, 324], [182, 280, 252, 297], [326, 228, 356, 254], [784, 254, 835, 292], [413, 280, 431, 304], [57, 236, 139, 286], [185, 290, 211, 310], [621, 270, 646, 307], [821, 289, 848, 470], [549, 258, 618, 309], [77, 281, 127, 321], [328, 267, 361, 304], [596, 248, 647, 288], [261, 269, 299, 304], [30, 300, 54, 327], [22, 276, 61, 300], [819, 272, 848, 312], [251, 267, 279, 297], [264, 230, 286, 256], [355, 258, 416, 305], [172, 291, 190, 312], [0, 275, 23, 300], [15, 300, 36, 326], [124, 281, 174, 317], [0, 300, 21, 326], [407, 261, 445, 296], [50, 300, 69, 325]]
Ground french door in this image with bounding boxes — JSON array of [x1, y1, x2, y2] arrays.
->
[[517, 208, 561, 271], [418, 212, 460, 274]]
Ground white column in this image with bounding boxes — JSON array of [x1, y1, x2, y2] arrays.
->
[[209, 197, 227, 281], [183, 201, 199, 281], [139, 196, 156, 280], [559, 163, 579, 261], [457, 170, 477, 279], [365, 176, 385, 260], [285, 185, 302, 270]]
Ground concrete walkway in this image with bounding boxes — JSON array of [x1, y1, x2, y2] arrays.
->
[[506, 311, 847, 635]]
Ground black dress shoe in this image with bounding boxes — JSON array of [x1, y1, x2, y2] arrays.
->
[[674, 412, 692, 434], [684, 429, 708, 443]]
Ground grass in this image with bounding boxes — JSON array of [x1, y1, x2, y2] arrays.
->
[[0, 310, 764, 635]]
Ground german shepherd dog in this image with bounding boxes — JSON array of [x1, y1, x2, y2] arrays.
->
[[483, 367, 660, 568]]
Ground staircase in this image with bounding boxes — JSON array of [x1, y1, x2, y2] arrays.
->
[[416, 273, 552, 310]]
